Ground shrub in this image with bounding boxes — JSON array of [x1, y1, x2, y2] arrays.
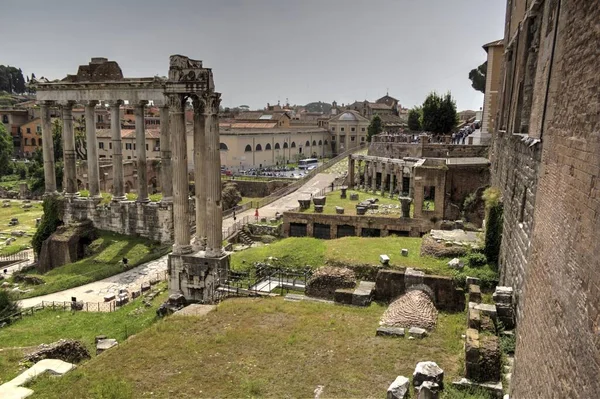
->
[[467, 252, 488, 268], [32, 196, 63, 255], [0, 290, 18, 319]]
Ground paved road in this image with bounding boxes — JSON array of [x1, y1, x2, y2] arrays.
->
[[18, 171, 342, 308]]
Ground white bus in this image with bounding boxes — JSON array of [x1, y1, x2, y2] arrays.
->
[[298, 158, 319, 170]]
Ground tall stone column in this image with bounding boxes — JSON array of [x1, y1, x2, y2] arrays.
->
[[363, 160, 369, 188], [159, 105, 173, 202], [135, 101, 149, 202], [389, 165, 395, 197], [169, 94, 191, 254], [84, 100, 101, 198], [61, 101, 77, 197], [109, 100, 125, 201], [347, 156, 354, 189], [204, 92, 223, 258], [371, 161, 377, 191], [192, 96, 207, 250], [39, 101, 57, 194]]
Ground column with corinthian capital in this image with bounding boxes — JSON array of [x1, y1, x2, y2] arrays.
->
[[109, 100, 125, 200], [61, 101, 77, 197], [192, 96, 207, 251], [204, 92, 223, 258], [168, 94, 192, 254], [135, 101, 149, 202], [159, 104, 173, 202], [84, 101, 101, 197]]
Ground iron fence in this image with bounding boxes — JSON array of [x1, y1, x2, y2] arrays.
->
[[222, 215, 250, 240]]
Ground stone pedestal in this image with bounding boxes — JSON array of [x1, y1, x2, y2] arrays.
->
[[168, 251, 230, 303], [399, 196, 412, 218], [340, 186, 348, 199]]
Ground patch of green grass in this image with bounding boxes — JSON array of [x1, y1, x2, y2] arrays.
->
[[0, 200, 43, 255], [13, 230, 170, 299], [232, 236, 498, 281], [27, 297, 467, 398], [0, 179, 27, 191], [239, 196, 261, 207], [231, 237, 326, 271], [300, 189, 414, 217], [0, 283, 169, 385]]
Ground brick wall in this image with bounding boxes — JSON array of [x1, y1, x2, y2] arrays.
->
[[368, 142, 488, 159], [509, 1, 600, 397]]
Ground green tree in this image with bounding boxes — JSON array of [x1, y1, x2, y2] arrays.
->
[[0, 65, 26, 94], [407, 107, 422, 131], [469, 61, 487, 93], [367, 115, 383, 142], [421, 92, 458, 134], [0, 123, 14, 177], [0, 290, 18, 319]]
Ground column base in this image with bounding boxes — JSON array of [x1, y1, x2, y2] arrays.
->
[[112, 195, 127, 202], [191, 236, 206, 252], [137, 198, 150, 204], [63, 192, 80, 199], [168, 251, 230, 303], [42, 191, 60, 198], [205, 247, 225, 259], [172, 243, 193, 255], [160, 196, 173, 204]]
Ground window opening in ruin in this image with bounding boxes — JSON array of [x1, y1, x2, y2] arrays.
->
[[423, 186, 435, 211]]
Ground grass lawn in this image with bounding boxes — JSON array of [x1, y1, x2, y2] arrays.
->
[[231, 236, 497, 284], [13, 230, 170, 299], [26, 297, 482, 399], [0, 283, 169, 385], [302, 189, 414, 217], [0, 200, 43, 256]]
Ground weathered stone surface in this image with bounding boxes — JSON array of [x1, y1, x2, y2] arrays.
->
[[465, 276, 481, 286], [474, 303, 497, 321], [352, 281, 375, 306], [312, 196, 326, 206], [37, 220, 98, 273], [12, 274, 44, 286], [333, 288, 354, 305], [26, 339, 90, 364], [417, 381, 440, 399], [401, 248, 409, 256], [413, 361, 444, 388], [447, 258, 464, 270], [387, 375, 409, 399], [468, 284, 481, 303], [468, 308, 481, 330], [408, 326, 427, 339], [492, 286, 513, 304], [103, 293, 115, 302], [356, 206, 367, 215], [305, 267, 356, 300], [381, 290, 438, 330], [377, 326, 405, 337], [335, 206, 344, 215], [298, 199, 311, 210], [96, 338, 118, 355], [314, 205, 324, 213]]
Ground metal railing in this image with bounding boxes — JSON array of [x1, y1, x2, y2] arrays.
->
[[222, 215, 250, 240]]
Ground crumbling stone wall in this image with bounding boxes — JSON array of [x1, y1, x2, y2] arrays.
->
[[507, 1, 600, 397], [368, 142, 488, 159], [225, 179, 290, 198]]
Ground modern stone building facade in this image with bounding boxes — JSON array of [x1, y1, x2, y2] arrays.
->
[[490, 1, 600, 397]]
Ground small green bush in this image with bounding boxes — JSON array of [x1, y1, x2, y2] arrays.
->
[[467, 252, 488, 268]]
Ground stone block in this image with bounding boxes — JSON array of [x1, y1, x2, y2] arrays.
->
[[387, 375, 409, 399], [96, 338, 118, 355], [312, 196, 326, 206], [260, 217, 267, 223], [465, 276, 481, 286], [474, 303, 497, 321], [496, 303, 515, 330], [379, 254, 390, 265], [352, 281, 375, 306], [103, 293, 115, 302], [447, 258, 464, 270], [413, 361, 444, 388], [465, 328, 480, 364], [468, 284, 482, 303], [349, 193, 359, 201], [269, 218, 277, 224], [401, 248, 409, 256], [377, 326, 405, 338], [141, 282, 151, 292], [298, 199, 311, 210], [131, 290, 141, 299], [356, 206, 367, 215], [314, 205, 324, 213], [417, 381, 440, 399], [333, 288, 354, 305], [492, 286, 513, 304], [468, 308, 481, 330], [335, 206, 344, 214], [408, 327, 427, 339]]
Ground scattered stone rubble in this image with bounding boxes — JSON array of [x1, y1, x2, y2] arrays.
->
[[305, 266, 356, 300], [387, 375, 410, 399], [25, 339, 90, 364], [156, 293, 187, 317]]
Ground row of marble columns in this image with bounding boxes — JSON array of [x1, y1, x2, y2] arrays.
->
[[39, 100, 173, 204], [348, 157, 413, 198], [169, 92, 223, 258]]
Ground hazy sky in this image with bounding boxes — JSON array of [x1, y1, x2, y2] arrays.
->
[[2, 0, 505, 111]]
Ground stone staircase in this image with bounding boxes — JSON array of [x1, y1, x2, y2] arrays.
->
[[237, 230, 254, 245]]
